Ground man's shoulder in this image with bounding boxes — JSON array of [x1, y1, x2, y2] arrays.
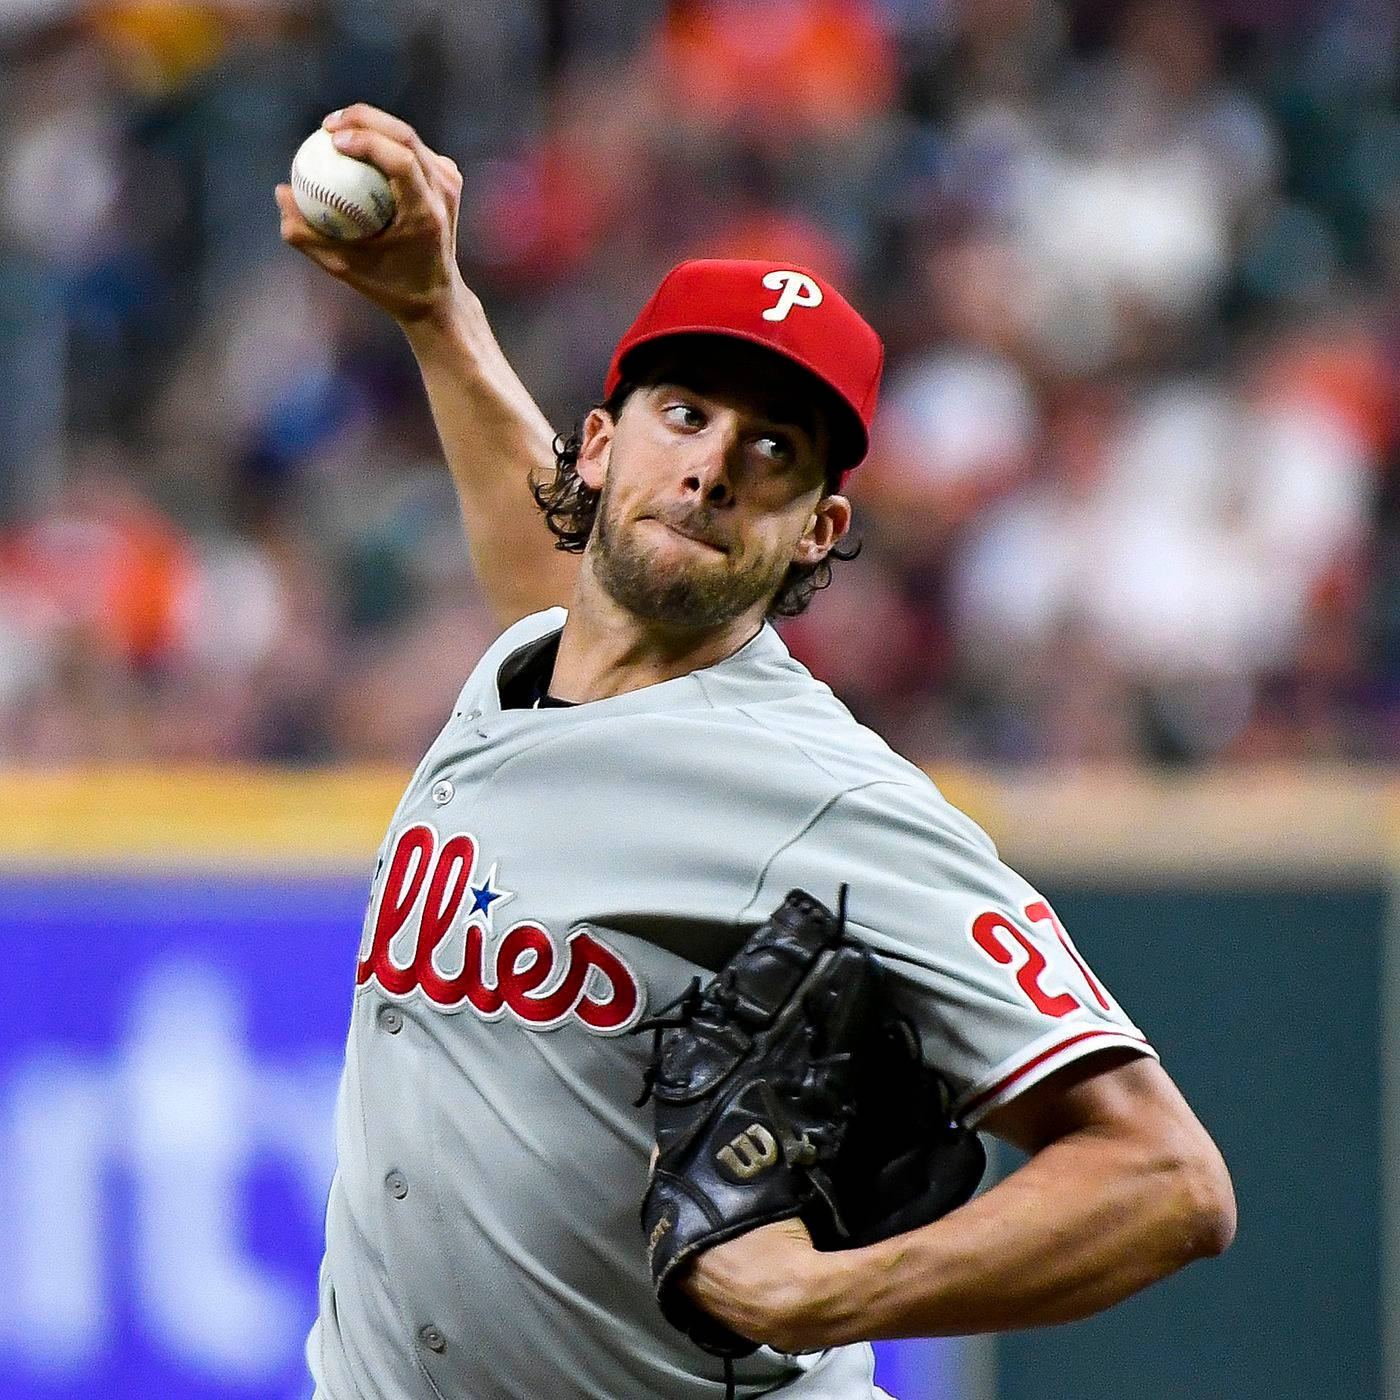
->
[[735, 686, 913, 781], [698, 631, 916, 774], [706, 637, 1000, 856], [679, 685, 1002, 877], [686, 638, 963, 817]]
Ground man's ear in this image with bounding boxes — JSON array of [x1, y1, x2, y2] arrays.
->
[[576, 408, 614, 491], [792, 494, 852, 567]]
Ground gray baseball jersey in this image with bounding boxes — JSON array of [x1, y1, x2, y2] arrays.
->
[[307, 607, 1155, 1400]]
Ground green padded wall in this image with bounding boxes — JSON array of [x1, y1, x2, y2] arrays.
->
[[995, 885, 1385, 1400]]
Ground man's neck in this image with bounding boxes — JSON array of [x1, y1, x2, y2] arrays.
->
[[548, 572, 765, 704]]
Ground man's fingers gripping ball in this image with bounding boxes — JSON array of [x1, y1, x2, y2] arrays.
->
[[290, 125, 396, 240], [321, 104, 454, 223]]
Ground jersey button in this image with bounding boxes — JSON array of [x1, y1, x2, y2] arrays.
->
[[418, 1324, 447, 1353], [385, 1170, 408, 1200], [431, 779, 454, 805], [377, 1004, 403, 1034]]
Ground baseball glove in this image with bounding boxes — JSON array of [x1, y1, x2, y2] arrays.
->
[[635, 887, 986, 1359]]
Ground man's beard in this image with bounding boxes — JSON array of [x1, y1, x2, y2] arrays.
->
[[589, 480, 782, 628]]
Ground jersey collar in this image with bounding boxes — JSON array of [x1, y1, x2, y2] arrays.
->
[[483, 609, 805, 720]]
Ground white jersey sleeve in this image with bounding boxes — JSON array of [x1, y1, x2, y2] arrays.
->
[[744, 778, 1156, 1127]]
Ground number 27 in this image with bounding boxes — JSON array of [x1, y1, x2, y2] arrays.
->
[[970, 902, 1112, 1018]]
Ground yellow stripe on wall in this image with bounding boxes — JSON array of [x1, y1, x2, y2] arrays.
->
[[0, 763, 1392, 877], [0, 766, 407, 871]]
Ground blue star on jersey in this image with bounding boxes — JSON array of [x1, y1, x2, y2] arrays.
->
[[468, 864, 512, 929]]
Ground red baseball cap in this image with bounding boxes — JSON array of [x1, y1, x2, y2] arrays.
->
[[604, 259, 884, 478]]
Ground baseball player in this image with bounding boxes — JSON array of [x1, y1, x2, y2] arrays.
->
[[277, 106, 1235, 1400]]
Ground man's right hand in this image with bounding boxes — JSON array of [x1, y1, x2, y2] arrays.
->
[[276, 104, 575, 626], [276, 104, 467, 327]]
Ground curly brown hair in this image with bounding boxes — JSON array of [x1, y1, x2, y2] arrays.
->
[[528, 383, 859, 619]]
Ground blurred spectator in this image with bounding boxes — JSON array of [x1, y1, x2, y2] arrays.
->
[[0, 0, 1397, 766], [651, 0, 896, 143]]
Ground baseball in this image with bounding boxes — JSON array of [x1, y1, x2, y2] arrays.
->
[[290, 126, 395, 240]]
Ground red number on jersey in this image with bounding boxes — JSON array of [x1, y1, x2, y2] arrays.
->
[[1023, 900, 1112, 1011], [970, 909, 1081, 1018]]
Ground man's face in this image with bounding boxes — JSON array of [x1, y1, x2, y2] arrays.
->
[[575, 343, 851, 629]]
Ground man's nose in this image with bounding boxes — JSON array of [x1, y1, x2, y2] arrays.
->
[[682, 425, 737, 505]]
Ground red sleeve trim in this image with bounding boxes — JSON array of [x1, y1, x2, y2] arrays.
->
[[958, 1027, 1153, 1120]]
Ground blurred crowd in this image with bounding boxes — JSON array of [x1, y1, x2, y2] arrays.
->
[[1, 0, 1398, 765]]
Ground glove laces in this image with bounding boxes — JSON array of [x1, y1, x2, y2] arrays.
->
[[630, 976, 702, 1107]]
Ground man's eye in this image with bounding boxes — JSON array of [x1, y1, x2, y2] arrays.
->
[[754, 434, 795, 464], [663, 404, 705, 429]]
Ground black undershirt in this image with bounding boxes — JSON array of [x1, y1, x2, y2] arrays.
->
[[496, 631, 575, 710]]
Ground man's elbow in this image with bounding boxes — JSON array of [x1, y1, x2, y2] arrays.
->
[[1174, 1135, 1237, 1260]]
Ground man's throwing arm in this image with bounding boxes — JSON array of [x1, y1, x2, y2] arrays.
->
[[277, 104, 578, 626]]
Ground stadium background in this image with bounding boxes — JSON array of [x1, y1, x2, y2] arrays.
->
[[0, 1, 1395, 1398]]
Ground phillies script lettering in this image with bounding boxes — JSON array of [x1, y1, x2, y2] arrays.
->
[[357, 824, 643, 1033]]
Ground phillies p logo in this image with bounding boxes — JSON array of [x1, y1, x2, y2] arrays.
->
[[761, 269, 823, 322]]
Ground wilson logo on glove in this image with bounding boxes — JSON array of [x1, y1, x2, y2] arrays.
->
[[717, 1125, 779, 1180]]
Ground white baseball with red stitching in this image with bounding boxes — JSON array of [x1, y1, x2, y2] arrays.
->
[[290, 127, 395, 241]]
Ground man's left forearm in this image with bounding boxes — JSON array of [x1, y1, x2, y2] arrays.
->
[[682, 1055, 1236, 1354], [793, 1114, 1234, 1349]]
